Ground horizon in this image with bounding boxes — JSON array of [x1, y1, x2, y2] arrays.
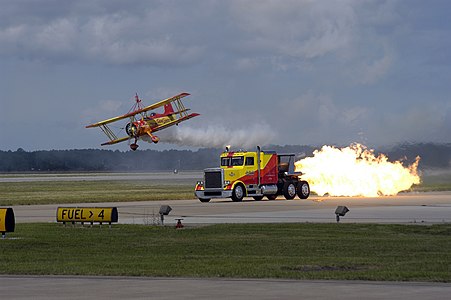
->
[[2, 140, 450, 153]]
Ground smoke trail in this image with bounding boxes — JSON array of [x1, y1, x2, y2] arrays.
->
[[159, 124, 276, 149]]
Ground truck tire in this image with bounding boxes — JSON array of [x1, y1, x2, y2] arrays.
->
[[283, 182, 296, 200], [199, 198, 211, 203], [232, 184, 245, 202], [253, 196, 264, 201], [297, 181, 310, 199]]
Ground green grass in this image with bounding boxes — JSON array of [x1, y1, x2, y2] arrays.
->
[[412, 183, 451, 192], [0, 181, 195, 205], [1, 179, 448, 206], [0, 172, 450, 206], [412, 174, 451, 192], [1, 223, 450, 281]]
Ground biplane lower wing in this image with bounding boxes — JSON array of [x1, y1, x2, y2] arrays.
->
[[99, 112, 199, 146], [152, 113, 200, 133], [91, 123, 130, 146], [101, 136, 130, 146]]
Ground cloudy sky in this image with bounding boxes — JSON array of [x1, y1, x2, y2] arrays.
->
[[0, 0, 450, 151]]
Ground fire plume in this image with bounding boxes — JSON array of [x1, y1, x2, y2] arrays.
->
[[295, 144, 420, 197]]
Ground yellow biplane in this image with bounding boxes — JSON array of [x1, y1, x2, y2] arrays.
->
[[86, 92, 199, 151]]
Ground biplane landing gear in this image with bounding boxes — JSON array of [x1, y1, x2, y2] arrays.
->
[[151, 135, 160, 143], [130, 143, 139, 151]]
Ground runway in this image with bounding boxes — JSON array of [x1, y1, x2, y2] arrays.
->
[[0, 171, 201, 183], [0, 276, 450, 300], [11, 191, 451, 225]]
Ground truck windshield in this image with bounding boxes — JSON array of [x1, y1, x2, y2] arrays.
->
[[221, 157, 230, 166], [231, 156, 244, 166], [221, 156, 244, 166]]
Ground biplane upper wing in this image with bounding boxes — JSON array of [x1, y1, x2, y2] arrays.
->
[[85, 92, 191, 128]]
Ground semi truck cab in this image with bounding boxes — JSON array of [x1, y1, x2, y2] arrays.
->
[[195, 147, 310, 202]]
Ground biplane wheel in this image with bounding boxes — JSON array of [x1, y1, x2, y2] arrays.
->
[[130, 143, 139, 151], [151, 135, 160, 143], [125, 123, 138, 137]]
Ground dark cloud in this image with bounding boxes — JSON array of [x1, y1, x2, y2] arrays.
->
[[0, 0, 450, 150], [0, 0, 208, 66]]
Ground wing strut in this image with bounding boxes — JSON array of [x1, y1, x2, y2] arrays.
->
[[99, 124, 118, 142], [173, 98, 189, 118]]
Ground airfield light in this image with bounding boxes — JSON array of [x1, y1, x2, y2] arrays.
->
[[159, 205, 172, 225], [335, 206, 349, 223]]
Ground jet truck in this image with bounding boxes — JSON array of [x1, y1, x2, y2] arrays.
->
[[195, 146, 310, 202]]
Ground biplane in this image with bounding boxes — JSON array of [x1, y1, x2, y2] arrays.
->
[[86, 92, 199, 151]]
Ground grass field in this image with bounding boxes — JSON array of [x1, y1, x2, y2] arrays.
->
[[412, 173, 451, 192], [0, 180, 195, 206], [1, 223, 450, 281], [0, 172, 450, 206]]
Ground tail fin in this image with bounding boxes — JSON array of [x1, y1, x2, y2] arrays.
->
[[164, 103, 175, 115]]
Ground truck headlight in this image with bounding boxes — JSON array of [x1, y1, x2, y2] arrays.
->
[[224, 180, 230, 185]]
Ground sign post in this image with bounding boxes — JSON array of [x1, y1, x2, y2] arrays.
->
[[57, 207, 118, 227], [0, 208, 15, 238]]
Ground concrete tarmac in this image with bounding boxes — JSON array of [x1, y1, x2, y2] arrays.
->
[[0, 172, 202, 183], [1, 276, 450, 300], [11, 191, 451, 225]]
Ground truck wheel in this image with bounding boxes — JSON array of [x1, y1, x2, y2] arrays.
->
[[232, 184, 245, 202], [199, 198, 211, 203], [297, 181, 310, 199], [266, 195, 277, 200], [283, 182, 296, 200], [253, 196, 264, 201]]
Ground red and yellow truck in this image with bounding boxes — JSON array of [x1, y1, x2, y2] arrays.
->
[[195, 147, 310, 202]]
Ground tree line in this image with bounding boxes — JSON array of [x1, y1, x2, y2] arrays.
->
[[0, 143, 449, 172]]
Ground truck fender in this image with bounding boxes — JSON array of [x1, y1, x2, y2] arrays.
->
[[231, 181, 247, 202], [231, 181, 247, 195]]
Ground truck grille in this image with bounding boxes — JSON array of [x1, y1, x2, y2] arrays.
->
[[205, 170, 222, 189]]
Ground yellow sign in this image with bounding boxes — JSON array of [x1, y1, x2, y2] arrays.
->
[[57, 207, 118, 223], [0, 208, 15, 232]]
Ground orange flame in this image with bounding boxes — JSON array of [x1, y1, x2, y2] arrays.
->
[[295, 144, 420, 197]]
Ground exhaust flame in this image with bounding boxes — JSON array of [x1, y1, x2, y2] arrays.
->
[[295, 144, 420, 197]]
